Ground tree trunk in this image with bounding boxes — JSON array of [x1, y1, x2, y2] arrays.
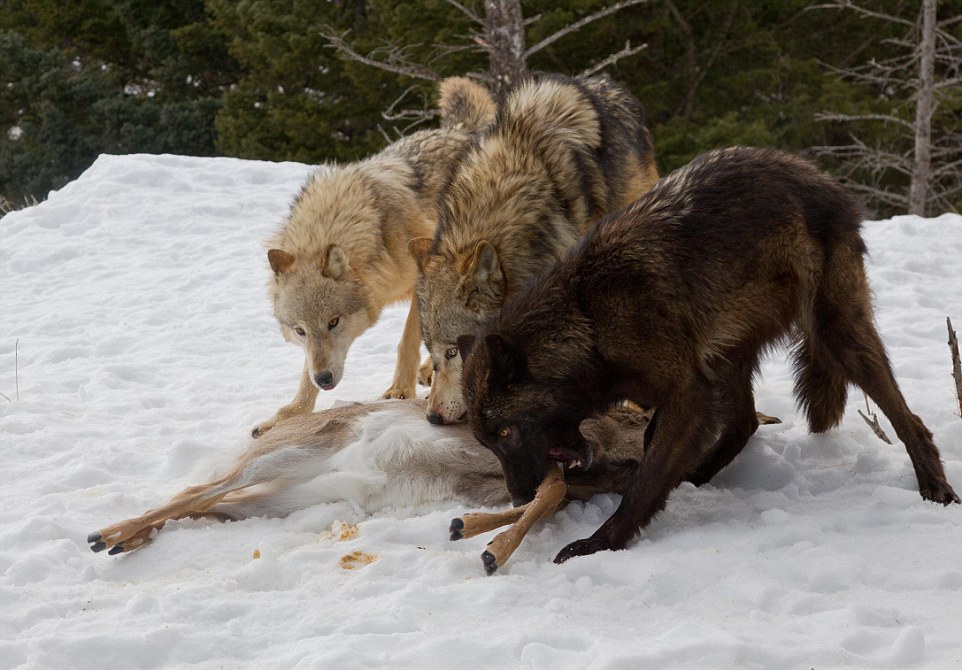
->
[[482, 0, 528, 100], [908, 0, 937, 216]]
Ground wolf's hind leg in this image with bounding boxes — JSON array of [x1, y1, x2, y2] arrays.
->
[[814, 254, 958, 504], [687, 357, 759, 486], [829, 319, 958, 504]]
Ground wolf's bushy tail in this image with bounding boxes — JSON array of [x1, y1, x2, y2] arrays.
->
[[498, 76, 601, 153], [438, 77, 497, 132]]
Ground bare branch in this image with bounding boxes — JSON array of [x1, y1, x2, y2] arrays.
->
[[934, 28, 962, 49], [379, 85, 439, 126], [323, 30, 442, 82], [938, 14, 962, 29], [831, 177, 909, 210], [444, 0, 482, 24], [932, 157, 962, 177], [808, 1, 915, 28], [375, 125, 394, 144], [813, 138, 914, 178], [579, 41, 647, 78], [934, 76, 962, 89], [525, 0, 649, 58], [814, 112, 915, 131]]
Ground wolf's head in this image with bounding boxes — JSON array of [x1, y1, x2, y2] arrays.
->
[[458, 331, 594, 506], [410, 237, 506, 424], [268, 245, 376, 392]]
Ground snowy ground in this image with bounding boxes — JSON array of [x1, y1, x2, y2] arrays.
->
[[2, 153, 962, 670]]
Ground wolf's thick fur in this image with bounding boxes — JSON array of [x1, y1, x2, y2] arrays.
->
[[460, 146, 959, 564], [256, 77, 495, 437], [87, 400, 650, 556], [412, 74, 659, 425]]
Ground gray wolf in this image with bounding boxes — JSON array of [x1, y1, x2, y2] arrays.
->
[[459, 146, 960, 564], [412, 74, 659, 425], [87, 400, 650, 556], [255, 77, 496, 438]]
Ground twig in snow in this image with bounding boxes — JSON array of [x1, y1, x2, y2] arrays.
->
[[857, 394, 891, 444], [2, 338, 18, 402], [949, 317, 962, 417]]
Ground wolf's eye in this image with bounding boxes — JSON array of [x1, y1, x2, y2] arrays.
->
[[328, 317, 339, 330], [294, 327, 306, 336], [498, 426, 511, 438], [445, 347, 458, 360]]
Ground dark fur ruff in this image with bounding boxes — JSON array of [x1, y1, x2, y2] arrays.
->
[[460, 146, 959, 563]]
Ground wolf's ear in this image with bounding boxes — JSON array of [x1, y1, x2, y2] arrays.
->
[[456, 334, 476, 363], [268, 249, 295, 275], [463, 240, 505, 307], [484, 333, 524, 385], [323, 245, 348, 280], [409, 237, 434, 273], [408, 237, 434, 274]]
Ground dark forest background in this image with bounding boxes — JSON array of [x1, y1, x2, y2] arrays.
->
[[2, 0, 960, 217]]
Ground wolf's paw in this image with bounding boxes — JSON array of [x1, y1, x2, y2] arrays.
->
[[381, 386, 415, 400], [417, 358, 434, 387], [921, 480, 961, 505], [553, 537, 610, 564]]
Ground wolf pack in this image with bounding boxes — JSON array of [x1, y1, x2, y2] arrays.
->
[[89, 73, 959, 569]]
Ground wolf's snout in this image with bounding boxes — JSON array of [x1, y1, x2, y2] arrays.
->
[[426, 411, 445, 425], [314, 371, 336, 389]]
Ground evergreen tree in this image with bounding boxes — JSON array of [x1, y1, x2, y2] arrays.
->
[[0, 0, 238, 204]]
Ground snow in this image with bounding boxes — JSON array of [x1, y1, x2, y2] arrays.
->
[[3, 153, 962, 670]]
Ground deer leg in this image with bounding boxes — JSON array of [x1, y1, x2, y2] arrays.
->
[[474, 465, 566, 575], [449, 507, 527, 541]]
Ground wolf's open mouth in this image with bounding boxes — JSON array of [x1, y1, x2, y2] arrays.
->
[[548, 446, 591, 472]]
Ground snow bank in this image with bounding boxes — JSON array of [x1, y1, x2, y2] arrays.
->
[[2, 154, 961, 669]]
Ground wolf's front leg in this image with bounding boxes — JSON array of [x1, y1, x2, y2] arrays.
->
[[253, 360, 319, 437], [554, 382, 715, 563], [417, 355, 434, 388], [382, 300, 421, 399]]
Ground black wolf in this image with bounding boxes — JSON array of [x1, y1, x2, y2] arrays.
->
[[460, 146, 959, 564]]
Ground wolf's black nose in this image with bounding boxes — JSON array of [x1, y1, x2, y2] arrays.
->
[[315, 371, 334, 388], [426, 411, 445, 425]]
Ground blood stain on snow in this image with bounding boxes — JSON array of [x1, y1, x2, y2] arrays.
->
[[339, 551, 378, 570]]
